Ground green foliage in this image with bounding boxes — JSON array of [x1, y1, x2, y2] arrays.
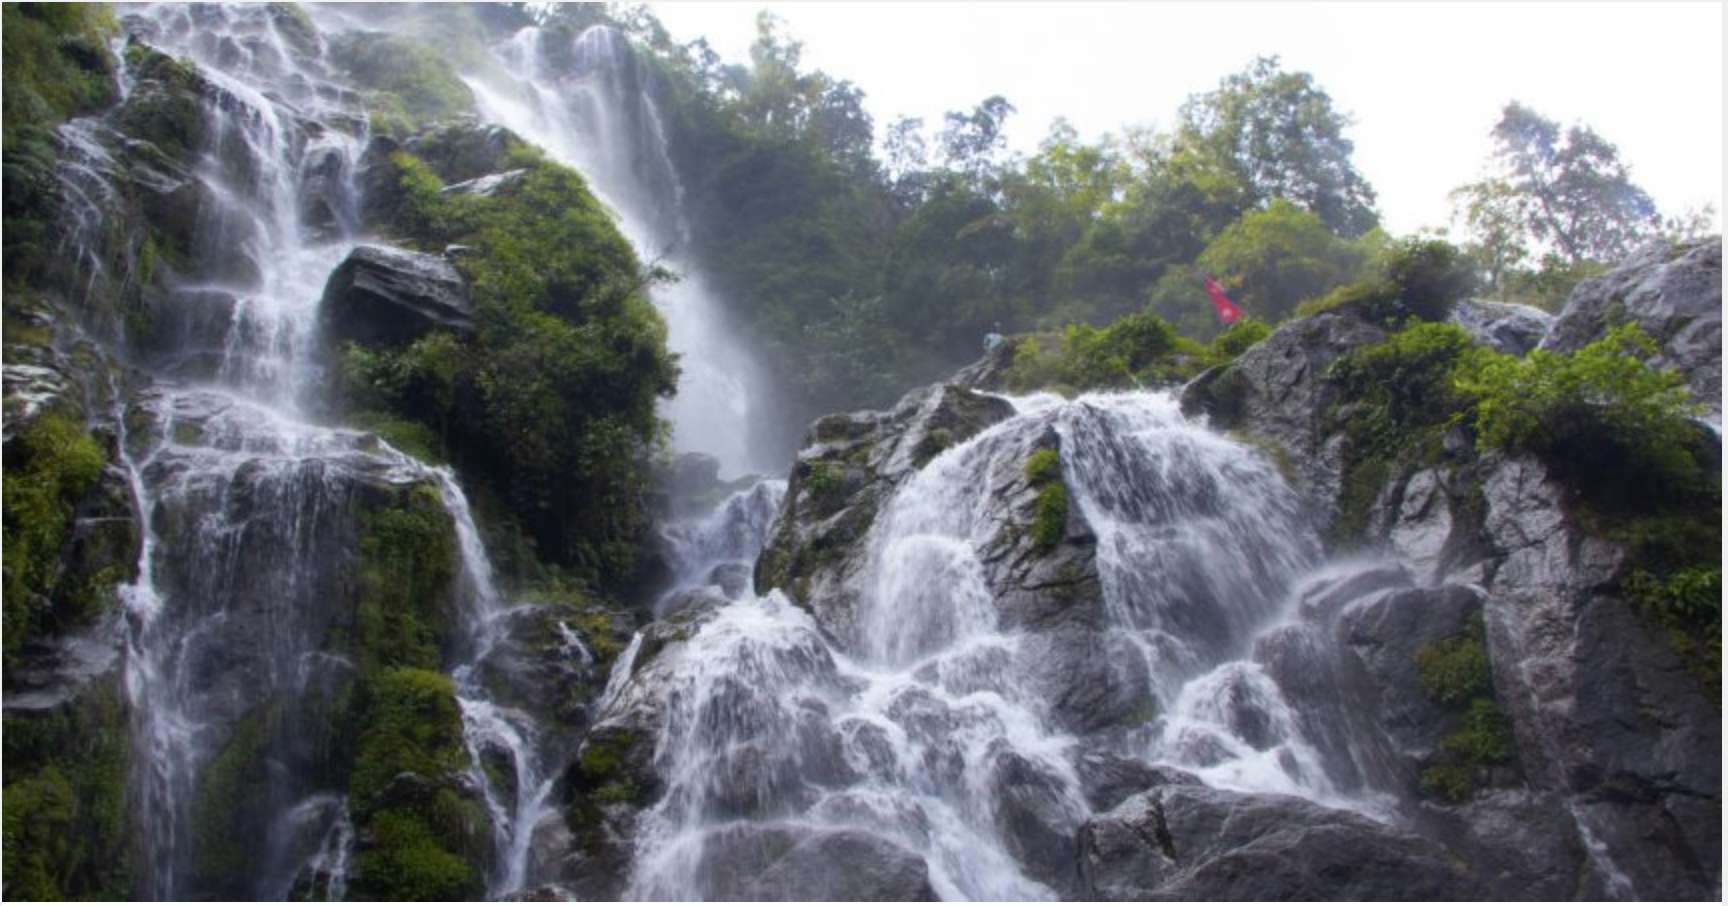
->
[[0, 3, 118, 150], [1023, 448, 1069, 550], [1196, 199, 1367, 322], [1032, 484, 1070, 550], [1331, 322, 1477, 452], [350, 144, 677, 584], [191, 709, 272, 889], [349, 411, 445, 464], [1414, 619, 1496, 708], [1414, 617, 1515, 802], [803, 461, 844, 501], [2, 683, 131, 900], [351, 483, 457, 676], [1178, 55, 1378, 237], [1456, 323, 1700, 501], [1626, 567, 1721, 701], [3, 413, 109, 665], [1297, 237, 1475, 325], [347, 668, 485, 901], [1005, 310, 1197, 392], [1023, 449, 1062, 486], [327, 32, 475, 133], [1204, 317, 1272, 366]]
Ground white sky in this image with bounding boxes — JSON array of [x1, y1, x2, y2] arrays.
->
[[650, 1, 1724, 237]]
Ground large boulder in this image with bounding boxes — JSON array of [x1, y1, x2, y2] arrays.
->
[[1449, 298, 1554, 356], [1180, 310, 1386, 528], [1477, 454, 1720, 899], [1078, 784, 1477, 900], [685, 824, 936, 901], [320, 244, 473, 346], [1540, 238, 1722, 420]]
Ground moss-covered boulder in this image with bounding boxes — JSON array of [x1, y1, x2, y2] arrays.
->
[[346, 667, 491, 901]]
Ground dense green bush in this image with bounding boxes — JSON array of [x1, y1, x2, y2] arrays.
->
[[1456, 323, 1699, 499], [1297, 237, 1476, 325], [1331, 322, 1477, 450], [346, 143, 678, 585], [1005, 310, 1201, 392]]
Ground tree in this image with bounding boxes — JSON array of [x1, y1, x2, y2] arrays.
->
[[1179, 56, 1379, 237], [1194, 199, 1367, 322], [1449, 177, 1528, 292], [1482, 102, 1659, 264], [938, 95, 1016, 180]]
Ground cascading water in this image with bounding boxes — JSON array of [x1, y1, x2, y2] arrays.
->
[[71, 4, 556, 898], [618, 391, 1399, 899], [461, 22, 775, 478]]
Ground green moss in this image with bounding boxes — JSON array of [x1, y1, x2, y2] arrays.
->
[[349, 483, 458, 675], [1032, 484, 1069, 550], [911, 427, 953, 467], [1414, 618, 1495, 708], [2, 412, 109, 666], [1413, 616, 1515, 803], [349, 411, 445, 464], [1228, 431, 1296, 486], [803, 461, 844, 502], [1, 3, 118, 151], [191, 709, 273, 890], [1023, 449, 1061, 486], [1, 681, 132, 900], [346, 668, 485, 901]]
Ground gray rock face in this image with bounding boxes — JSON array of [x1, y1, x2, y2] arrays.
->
[[1541, 238, 1722, 420], [1181, 310, 1386, 527], [1449, 298, 1555, 355], [321, 244, 474, 345], [1079, 785, 1477, 900], [1479, 454, 1720, 899], [693, 825, 937, 901]]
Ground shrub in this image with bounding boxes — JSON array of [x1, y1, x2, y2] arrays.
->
[[327, 32, 475, 132], [1456, 323, 1699, 501], [1005, 310, 1198, 392], [1023, 448, 1069, 550], [1413, 616, 1515, 802], [347, 143, 678, 584], [1331, 321, 1477, 448], [1204, 317, 1272, 367], [1295, 237, 1475, 325]]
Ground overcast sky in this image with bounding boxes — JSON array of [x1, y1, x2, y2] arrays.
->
[[650, 1, 1724, 237]]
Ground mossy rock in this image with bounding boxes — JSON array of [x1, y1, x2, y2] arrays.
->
[[1, 679, 132, 900], [346, 667, 489, 901]]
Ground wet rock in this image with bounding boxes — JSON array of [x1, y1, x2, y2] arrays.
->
[[321, 244, 474, 345], [1541, 238, 1721, 420], [1449, 298, 1554, 355], [1478, 454, 1720, 898], [695, 824, 937, 901], [1079, 785, 1477, 900], [985, 744, 1088, 895], [1074, 751, 1202, 812], [1180, 310, 1386, 528], [1418, 789, 1593, 900], [1338, 582, 1484, 763]]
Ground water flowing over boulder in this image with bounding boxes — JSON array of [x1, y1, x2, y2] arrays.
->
[[1180, 310, 1386, 528], [321, 244, 474, 345], [1541, 237, 1722, 420], [1078, 784, 1477, 900]]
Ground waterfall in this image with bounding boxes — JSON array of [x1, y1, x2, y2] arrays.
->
[[70, 4, 552, 898], [617, 390, 1397, 899], [463, 23, 774, 478]]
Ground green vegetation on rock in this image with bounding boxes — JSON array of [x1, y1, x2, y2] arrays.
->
[[351, 483, 458, 675], [345, 141, 677, 588], [2, 682, 132, 901], [347, 667, 487, 902], [1413, 617, 1515, 803], [1023, 448, 1069, 550], [3, 412, 111, 667]]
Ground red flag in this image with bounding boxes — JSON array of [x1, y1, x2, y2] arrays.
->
[[1202, 275, 1244, 325]]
